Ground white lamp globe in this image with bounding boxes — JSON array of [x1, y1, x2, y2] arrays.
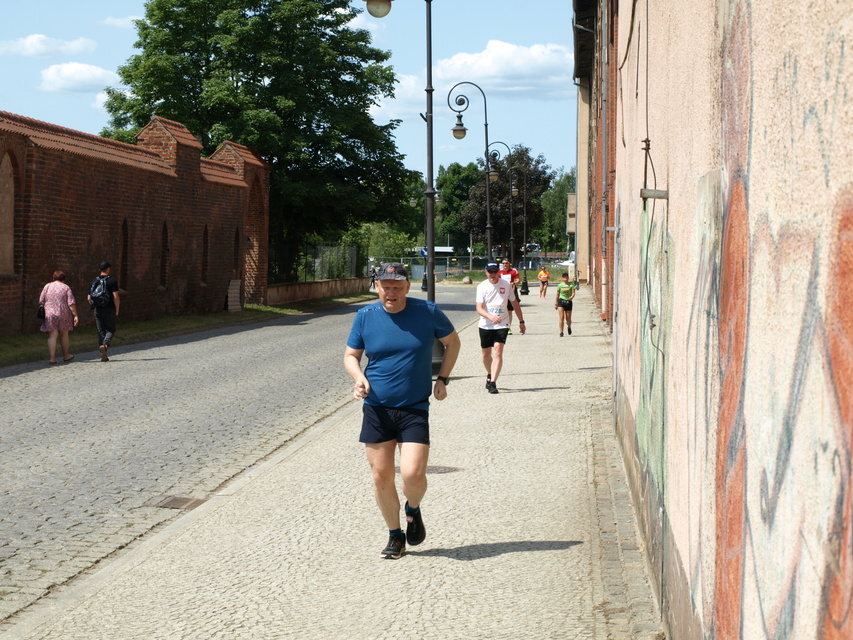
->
[[365, 0, 392, 18]]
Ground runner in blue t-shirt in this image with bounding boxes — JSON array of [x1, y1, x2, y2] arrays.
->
[[344, 262, 460, 559]]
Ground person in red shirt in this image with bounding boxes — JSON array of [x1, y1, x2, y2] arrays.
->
[[499, 259, 521, 333]]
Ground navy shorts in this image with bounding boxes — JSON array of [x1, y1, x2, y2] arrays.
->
[[360, 404, 430, 445], [480, 327, 510, 349]]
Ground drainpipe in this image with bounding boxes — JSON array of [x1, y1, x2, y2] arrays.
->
[[613, 200, 620, 409], [600, 0, 608, 319]]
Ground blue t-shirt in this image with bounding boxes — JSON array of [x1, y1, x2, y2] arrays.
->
[[347, 298, 455, 411]]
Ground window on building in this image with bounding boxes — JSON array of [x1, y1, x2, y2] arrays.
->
[[160, 222, 169, 288], [0, 153, 15, 275]]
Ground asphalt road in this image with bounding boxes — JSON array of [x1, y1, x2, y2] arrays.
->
[[0, 285, 478, 622]]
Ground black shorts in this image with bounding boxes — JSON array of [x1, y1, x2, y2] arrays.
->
[[557, 299, 573, 310], [507, 286, 519, 310], [360, 404, 430, 445], [480, 327, 510, 349]]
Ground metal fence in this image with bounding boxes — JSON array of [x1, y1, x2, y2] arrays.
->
[[296, 242, 358, 282], [287, 244, 566, 284], [369, 255, 560, 280]]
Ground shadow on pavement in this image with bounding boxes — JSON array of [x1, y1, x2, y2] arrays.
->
[[408, 540, 582, 560]]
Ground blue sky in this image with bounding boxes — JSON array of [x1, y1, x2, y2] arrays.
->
[[0, 0, 577, 177]]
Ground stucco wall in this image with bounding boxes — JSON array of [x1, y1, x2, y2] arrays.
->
[[610, 0, 852, 638]]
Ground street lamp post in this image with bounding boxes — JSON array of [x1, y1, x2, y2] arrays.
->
[[364, 0, 437, 302], [512, 171, 530, 294], [487, 141, 513, 265], [448, 81, 495, 260]]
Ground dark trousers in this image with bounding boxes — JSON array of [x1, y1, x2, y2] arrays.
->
[[94, 307, 117, 346]]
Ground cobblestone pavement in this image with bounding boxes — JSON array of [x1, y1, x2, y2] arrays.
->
[[1, 284, 664, 639]]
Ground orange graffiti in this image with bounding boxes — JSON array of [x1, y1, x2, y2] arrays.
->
[[823, 188, 853, 639], [714, 176, 750, 640]]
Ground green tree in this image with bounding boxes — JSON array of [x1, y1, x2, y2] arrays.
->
[[343, 221, 415, 266], [398, 173, 428, 242], [435, 162, 478, 251], [366, 222, 416, 257], [536, 167, 577, 252], [102, 0, 415, 282], [460, 145, 554, 260]]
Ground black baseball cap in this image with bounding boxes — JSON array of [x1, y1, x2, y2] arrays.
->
[[485, 261, 500, 272]]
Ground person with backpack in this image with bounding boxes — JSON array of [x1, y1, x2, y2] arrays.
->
[[88, 260, 120, 362]]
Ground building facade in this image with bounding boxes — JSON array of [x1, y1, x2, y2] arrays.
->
[[0, 113, 269, 336], [574, 1, 853, 638]]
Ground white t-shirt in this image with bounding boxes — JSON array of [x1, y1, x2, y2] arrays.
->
[[476, 278, 518, 329]]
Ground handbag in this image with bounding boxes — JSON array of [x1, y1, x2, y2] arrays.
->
[[37, 304, 45, 319]]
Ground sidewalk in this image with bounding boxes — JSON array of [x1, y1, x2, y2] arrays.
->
[[5, 286, 664, 640]]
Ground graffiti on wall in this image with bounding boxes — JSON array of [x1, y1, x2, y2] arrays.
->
[[636, 197, 673, 487], [683, 169, 724, 632], [709, 0, 853, 638]]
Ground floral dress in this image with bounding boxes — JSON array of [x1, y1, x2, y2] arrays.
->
[[39, 281, 76, 332]]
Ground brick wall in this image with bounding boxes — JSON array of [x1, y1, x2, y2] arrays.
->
[[587, 1, 617, 329], [0, 113, 269, 336]]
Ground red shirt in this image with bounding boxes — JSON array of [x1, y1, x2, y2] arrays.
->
[[499, 268, 519, 285]]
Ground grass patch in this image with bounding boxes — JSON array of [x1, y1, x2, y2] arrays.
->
[[0, 292, 377, 368]]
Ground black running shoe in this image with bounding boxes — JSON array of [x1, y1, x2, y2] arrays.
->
[[380, 532, 405, 559], [485, 375, 491, 389], [487, 381, 499, 394], [568, 327, 572, 335], [405, 503, 426, 546]]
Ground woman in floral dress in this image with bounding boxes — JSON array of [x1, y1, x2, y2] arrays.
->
[[39, 270, 79, 364]]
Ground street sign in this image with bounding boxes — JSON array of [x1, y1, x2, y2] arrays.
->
[[420, 247, 428, 257]]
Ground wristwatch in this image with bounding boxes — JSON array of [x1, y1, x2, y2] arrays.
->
[[436, 375, 449, 385]]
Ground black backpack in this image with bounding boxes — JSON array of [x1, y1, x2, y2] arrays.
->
[[89, 276, 112, 307]]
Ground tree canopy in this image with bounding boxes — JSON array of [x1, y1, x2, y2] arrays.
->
[[459, 145, 554, 261], [536, 167, 577, 252], [435, 162, 479, 251], [102, 0, 415, 282]]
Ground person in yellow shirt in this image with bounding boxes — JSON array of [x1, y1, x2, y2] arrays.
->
[[537, 265, 550, 298]]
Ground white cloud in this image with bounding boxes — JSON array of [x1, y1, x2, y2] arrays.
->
[[370, 73, 421, 121], [348, 12, 383, 39], [99, 16, 142, 29], [91, 91, 110, 110], [39, 63, 120, 93], [0, 34, 97, 57], [371, 39, 574, 127], [436, 40, 573, 100]]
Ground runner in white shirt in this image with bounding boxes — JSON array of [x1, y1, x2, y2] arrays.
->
[[475, 261, 526, 394]]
